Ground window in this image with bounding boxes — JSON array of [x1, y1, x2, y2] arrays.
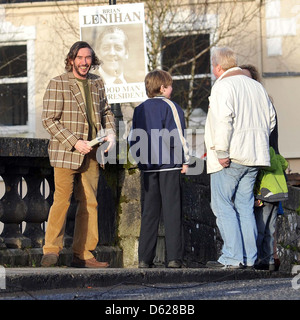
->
[[161, 34, 211, 114], [0, 45, 28, 126], [0, 20, 35, 136]]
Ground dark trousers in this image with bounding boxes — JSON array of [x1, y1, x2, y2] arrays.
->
[[138, 170, 184, 264]]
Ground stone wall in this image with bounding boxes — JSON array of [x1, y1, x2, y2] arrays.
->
[[118, 163, 300, 271], [0, 138, 123, 267], [118, 167, 141, 268], [117, 161, 222, 268], [0, 137, 299, 270], [276, 186, 300, 272]]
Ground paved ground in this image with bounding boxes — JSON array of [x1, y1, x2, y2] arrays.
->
[[0, 266, 292, 297], [2, 277, 298, 301], [0, 267, 297, 320]]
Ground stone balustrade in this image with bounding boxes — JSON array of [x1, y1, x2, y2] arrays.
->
[[0, 137, 122, 267], [0, 137, 299, 271], [0, 138, 51, 250]]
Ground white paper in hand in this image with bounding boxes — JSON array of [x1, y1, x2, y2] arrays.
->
[[87, 136, 105, 147], [87, 128, 106, 147]]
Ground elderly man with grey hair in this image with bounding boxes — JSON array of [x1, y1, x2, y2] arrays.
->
[[205, 47, 276, 269]]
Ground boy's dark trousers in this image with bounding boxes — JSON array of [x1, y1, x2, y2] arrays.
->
[[138, 170, 184, 264]]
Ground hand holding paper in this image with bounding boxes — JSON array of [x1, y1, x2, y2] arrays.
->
[[103, 133, 116, 153]]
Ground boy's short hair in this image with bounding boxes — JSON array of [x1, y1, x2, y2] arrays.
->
[[145, 69, 173, 98]]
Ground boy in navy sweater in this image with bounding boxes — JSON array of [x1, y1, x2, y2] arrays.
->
[[129, 69, 189, 268]]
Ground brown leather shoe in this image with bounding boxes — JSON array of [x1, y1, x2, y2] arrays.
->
[[71, 256, 109, 268], [41, 253, 59, 267]]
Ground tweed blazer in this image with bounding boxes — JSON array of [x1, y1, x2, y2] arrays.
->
[[42, 72, 115, 170]]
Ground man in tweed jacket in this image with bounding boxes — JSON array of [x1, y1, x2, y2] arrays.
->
[[41, 41, 115, 268]]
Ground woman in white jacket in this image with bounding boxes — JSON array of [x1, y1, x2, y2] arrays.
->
[[205, 47, 276, 269]]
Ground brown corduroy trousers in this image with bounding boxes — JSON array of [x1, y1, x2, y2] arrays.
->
[[43, 150, 99, 260]]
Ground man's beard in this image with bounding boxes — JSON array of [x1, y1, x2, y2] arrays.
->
[[74, 64, 91, 78]]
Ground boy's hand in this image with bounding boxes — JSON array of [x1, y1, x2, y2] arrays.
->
[[181, 164, 188, 174]]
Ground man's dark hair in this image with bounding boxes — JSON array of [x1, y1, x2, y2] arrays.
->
[[239, 64, 261, 83], [65, 41, 101, 72]]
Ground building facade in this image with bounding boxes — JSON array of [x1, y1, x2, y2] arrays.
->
[[0, 0, 300, 172]]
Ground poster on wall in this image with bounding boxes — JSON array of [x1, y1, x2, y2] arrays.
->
[[79, 3, 148, 104]]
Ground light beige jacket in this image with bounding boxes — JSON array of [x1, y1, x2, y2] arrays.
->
[[204, 67, 276, 174]]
